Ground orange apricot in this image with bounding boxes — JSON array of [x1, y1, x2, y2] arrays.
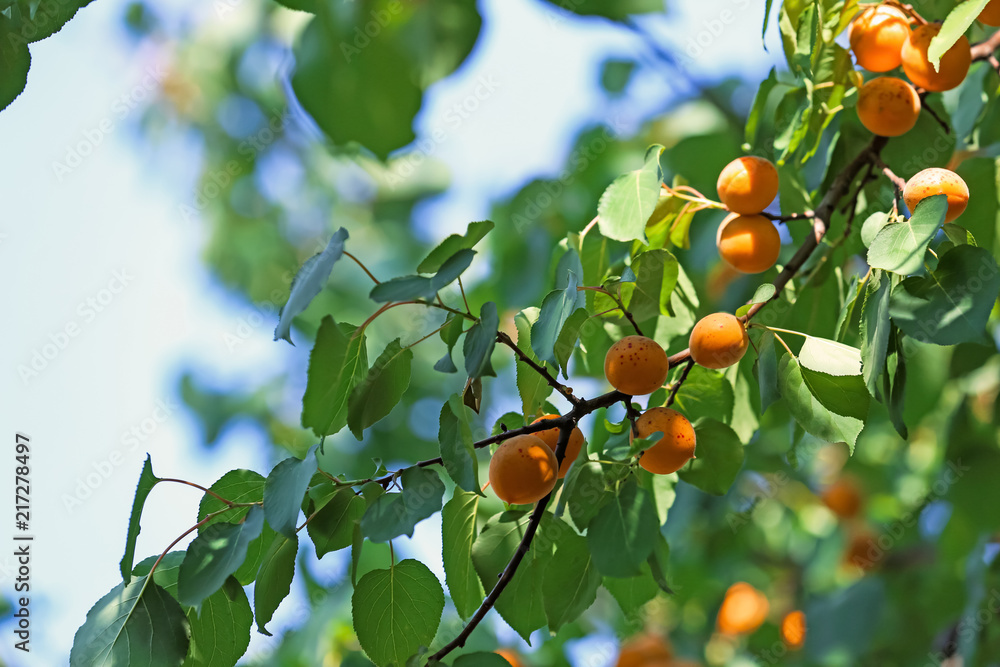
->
[[633, 407, 697, 475], [530, 414, 585, 478], [856, 77, 921, 137], [489, 435, 558, 505], [901, 24, 971, 92], [496, 649, 526, 667], [716, 156, 779, 215], [689, 313, 749, 370], [848, 5, 912, 72], [821, 476, 864, 519], [903, 168, 969, 223], [843, 529, 879, 572], [716, 213, 781, 274], [717, 582, 770, 636], [781, 610, 807, 649], [981, 0, 1000, 26], [614, 632, 672, 667], [604, 335, 670, 396]]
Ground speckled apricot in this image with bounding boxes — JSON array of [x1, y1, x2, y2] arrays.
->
[[848, 5, 912, 72], [530, 414, 585, 478], [981, 0, 1000, 26], [901, 24, 971, 92], [716, 213, 782, 274], [689, 313, 749, 370], [633, 407, 696, 475], [488, 435, 558, 505], [903, 168, 969, 222], [781, 610, 807, 650], [716, 156, 779, 215], [717, 582, 769, 636], [821, 476, 864, 519], [856, 77, 921, 137], [614, 632, 673, 667], [604, 335, 669, 396]]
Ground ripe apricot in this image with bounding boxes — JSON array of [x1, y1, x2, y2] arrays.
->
[[981, 0, 1000, 26], [844, 529, 879, 572], [901, 24, 971, 92], [604, 335, 670, 396], [821, 476, 864, 519], [717, 582, 769, 636], [633, 407, 696, 475], [716, 156, 779, 215], [848, 5, 911, 72], [496, 649, 525, 667], [856, 77, 921, 137], [689, 313, 748, 370], [716, 213, 781, 274], [530, 414, 585, 478], [903, 168, 969, 223], [615, 632, 672, 667], [781, 610, 807, 649], [489, 435, 558, 505]]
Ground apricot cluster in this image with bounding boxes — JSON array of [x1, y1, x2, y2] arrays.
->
[[716, 157, 782, 274]]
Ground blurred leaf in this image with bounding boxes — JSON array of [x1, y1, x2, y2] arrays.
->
[[805, 578, 885, 660], [603, 565, 659, 616], [119, 455, 161, 584], [264, 445, 318, 538], [600, 58, 636, 95], [597, 146, 663, 242], [954, 158, 997, 252], [441, 491, 483, 620], [646, 533, 671, 593], [348, 339, 414, 438], [587, 477, 659, 577], [677, 419, 744, 496], [253, 534, 297, 635], [538, 0, 665, 20], [439, 394, 482, 494], [274, 228, 349, 344], [178, 505, 264, 608], [867, 196, 947, 276], [302, 318, 368, 436], [360, 467, 444, 542], [464, 302, 499, 378], [418, 221, 494, 273], [753, 331, 780, 415]]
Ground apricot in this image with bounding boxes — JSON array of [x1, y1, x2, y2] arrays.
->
[[489, 435, 558, 505], [848, 5, 912, 72], [604, 335, 670, 396], [689, 313, 749, 370], [901, 24, 971, 92], [633, 407, 697, 475], [821, 476, 864, 519], [903, 168, 969, 223], [781, 610, 807, 649], [496, 649, 525, 667], [716, 213, 781, 274], [843, 529, 879, 572], [856, 77, 921, 137], [717, 582, 769, 636], [530, 414, 585, 478], [615, 632, 672, 667], [716, 156, 779, 215], [981, 0, 1000, 26]]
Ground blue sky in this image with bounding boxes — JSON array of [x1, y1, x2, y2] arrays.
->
[[0, 0, 782, 663]]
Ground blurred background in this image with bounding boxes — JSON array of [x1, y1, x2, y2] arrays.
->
[[2, 0, 998, 664]]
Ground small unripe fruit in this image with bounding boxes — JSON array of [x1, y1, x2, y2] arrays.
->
[[716, 156, 779, 215], [901, 24, 971, 92], [781, 610, 807, 649], [717, 582, 769, 636], [848, 5, 912, 72], [716, 213, 782, 274], [821, 476, 864, 519], [856, 77, 921, 137], [634, 407, 696, 475], [531, 414, 585, 478], [604, 335, 670, 396], [689, 313, 749, 370], [903, 168, 969, 223], [489, 435, 558, 505], [981, 0, 1000, 26], [614, 632, 672, 667]]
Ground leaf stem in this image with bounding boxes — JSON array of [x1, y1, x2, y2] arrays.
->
[[344, 251, 380, 284]]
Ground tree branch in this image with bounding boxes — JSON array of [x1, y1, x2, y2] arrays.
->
[[971, 30, 1000, 62], [496, 331, 581, 406]]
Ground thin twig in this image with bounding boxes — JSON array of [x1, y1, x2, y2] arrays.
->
[[159, 478, 235, 506], [344, 251, 380, 284], [761, 210, 816, 223], [664, 358, 695, 408], [497, 331, 580, 405]]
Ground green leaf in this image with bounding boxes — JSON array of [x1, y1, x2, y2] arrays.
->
[[464, 302, 499, 378], [253, 534, 298, 635], [263, 445, 319, 538], [178, 506, 265, 608], [889, 244, 1000, 346], [778, 355, 869, 452], [70, 575, 190, 667], [561, 461, 615, 529], [603, 565, 659, 616], [369, 249, 477, 302], [677, 419, 745, 496], [538, 0, 663, 19], [302, 318, 368, 436], [646, 533, 672, 593], [554, 307, 589, 379], [434, 315, 465, 373], [736, 283, 776, 318], [120, 454, 161, 584], [454, 654, 513, 667], [274, 228, 349, 344], [360, 467, 445, 542], [348, 338, 414, 438], [798, 335, 864, 377], [543, 526, 601, 631], [515, 309, 553, 418], [927, 0, 989, 68], [307, 488, 366, 558], [754, 331, 780, 415], [0, 30, 30, 113], [867, 195, 948, 275], [597, 146, 663, 242], [196, 470, 272, 585], [672, 366, 735, 425], [884, 333, 908, 439], [439, 395, 482, 494], [628, 249, 679, 321], [418, 221, 494, 273], [860, 270, 892, 395], [531, 270, 582, 365], [860, 212, 890, 248], [745, 67, 779, 150], [352, 560, 445, 667], [587, 478, 659, 577], [441, 491, 484, 620]]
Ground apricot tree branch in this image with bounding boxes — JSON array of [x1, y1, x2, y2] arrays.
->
[[664, 358, 696, 408], [497, 331, 581, 406], [761, 210, 816, 223], [971, 30, 1000, 61]]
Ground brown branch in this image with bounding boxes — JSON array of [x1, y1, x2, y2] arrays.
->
[[761, 210, 815, 223], [664, 358, 696, 408], [971, 30, 1000, 62], [497, 331, 580, 406]]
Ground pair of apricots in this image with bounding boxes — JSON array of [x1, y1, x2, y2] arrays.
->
[[852, 2, 996, 138], [717, 583, 806, 650]]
